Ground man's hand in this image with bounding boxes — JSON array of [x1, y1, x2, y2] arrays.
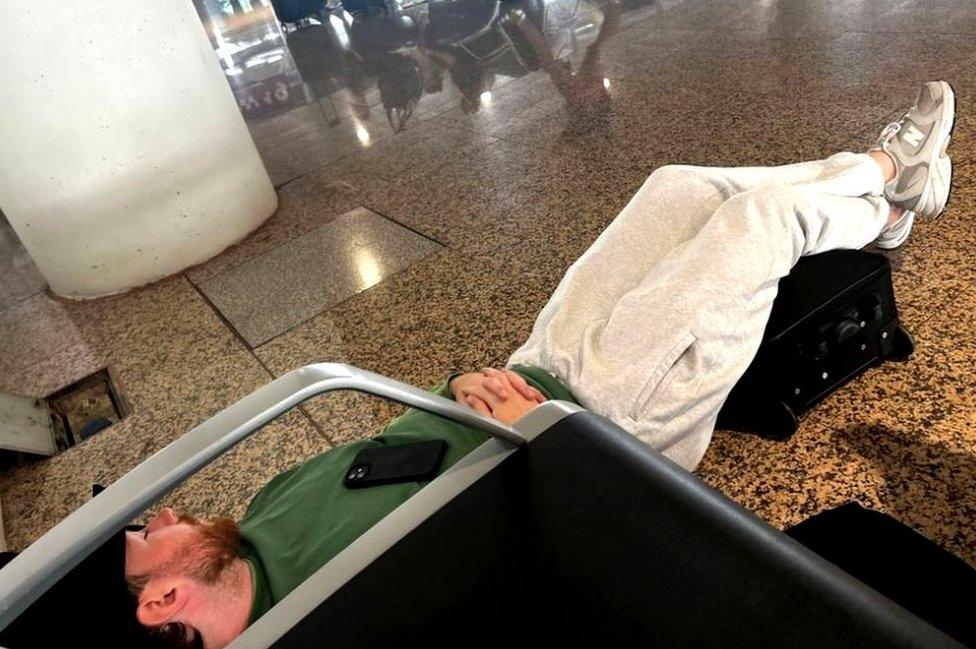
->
[[450, 368, 546, 425]]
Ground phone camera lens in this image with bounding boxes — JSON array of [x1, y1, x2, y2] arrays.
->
[[348, 465, 369, 481]]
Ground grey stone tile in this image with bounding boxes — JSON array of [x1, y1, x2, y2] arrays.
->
[[0, 214, 46, 311], [197, 208, 443, 346]]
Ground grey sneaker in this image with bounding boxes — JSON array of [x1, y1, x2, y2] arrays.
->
[[874, 80, 955, 218], [874, 210, 916, 250]]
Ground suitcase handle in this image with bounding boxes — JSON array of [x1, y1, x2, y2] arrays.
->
[[0, 363, 524, 631]]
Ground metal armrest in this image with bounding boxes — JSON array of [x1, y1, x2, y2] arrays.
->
[[0, 363, 524, 631]]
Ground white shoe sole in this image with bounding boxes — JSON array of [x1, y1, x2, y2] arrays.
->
[[875, 211, 915, 250]]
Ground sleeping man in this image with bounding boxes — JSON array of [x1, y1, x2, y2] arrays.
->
[[0, 81, 955, 649]]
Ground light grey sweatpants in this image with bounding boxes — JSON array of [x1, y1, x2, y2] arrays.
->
[[508, 152, 890, 471]]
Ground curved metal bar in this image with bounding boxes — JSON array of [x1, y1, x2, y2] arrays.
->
[[0, 363, 523, 631]]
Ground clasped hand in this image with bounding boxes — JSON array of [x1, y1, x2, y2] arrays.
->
[[449, 368, 546, 425]]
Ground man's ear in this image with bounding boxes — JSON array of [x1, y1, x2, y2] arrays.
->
[[135, 577, 190, 627]]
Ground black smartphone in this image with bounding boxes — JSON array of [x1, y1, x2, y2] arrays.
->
[[344, 439, 448, 489]]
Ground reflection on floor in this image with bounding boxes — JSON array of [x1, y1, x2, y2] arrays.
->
[[196, 207, 442, 346], [2, 0, 976, 566]]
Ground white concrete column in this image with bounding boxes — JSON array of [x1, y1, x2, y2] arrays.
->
[[0, 0, 277, 298]]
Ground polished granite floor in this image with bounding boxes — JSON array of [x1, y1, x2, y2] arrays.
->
[[2, 0, 976, 566]]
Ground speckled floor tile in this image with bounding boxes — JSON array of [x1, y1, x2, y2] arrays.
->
[[610, 30, 839, 90], [0, 294, 104, 398], [254, 235, 564, 445], [436, 71, 570, 148], [198, 208, 442, 346], [247, 82, 499, 189], [643, 31, 976, 97], [699, 423, 889, 531], [869, 0, 976, 35], [580, 27, 713, 80], [868, 229, 976, 330], [649, 0, 976, 36], [0, 216, 46, 311], [643, 0, 763, 31], [476, 148, 649, 256], [0, 276, 331, 548], [352, 136, 549, 244], [640, 86, 907, 167], [184, 174, 363, 285], [738, 0, 913, 37], [700, 422, 976, 566], [458, 76, 905, 180], [802, 286, 976, 460], [854, 452, 976, 566], [558, 87, 898, 192], [248, 99, 397, 187], [327, 117, 501, 183], [451, 64, 700, 154], [0, 390, 329, 550]]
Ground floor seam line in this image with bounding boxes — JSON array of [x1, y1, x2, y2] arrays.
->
[[187, 273, 337, 445]]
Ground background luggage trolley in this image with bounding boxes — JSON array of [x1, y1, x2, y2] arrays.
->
[[0, 364, 966, 649]]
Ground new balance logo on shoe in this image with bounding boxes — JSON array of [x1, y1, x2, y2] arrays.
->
[[903, 125, 925, 148]]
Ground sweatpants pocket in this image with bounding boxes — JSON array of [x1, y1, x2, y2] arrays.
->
[[628, 331, 698, 420]]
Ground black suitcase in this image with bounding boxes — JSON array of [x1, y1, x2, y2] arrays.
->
[[717, 249, 915, 440]]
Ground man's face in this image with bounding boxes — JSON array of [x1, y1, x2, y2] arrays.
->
[[124, 507, 204, 578], [123, 508, 241, 643]]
